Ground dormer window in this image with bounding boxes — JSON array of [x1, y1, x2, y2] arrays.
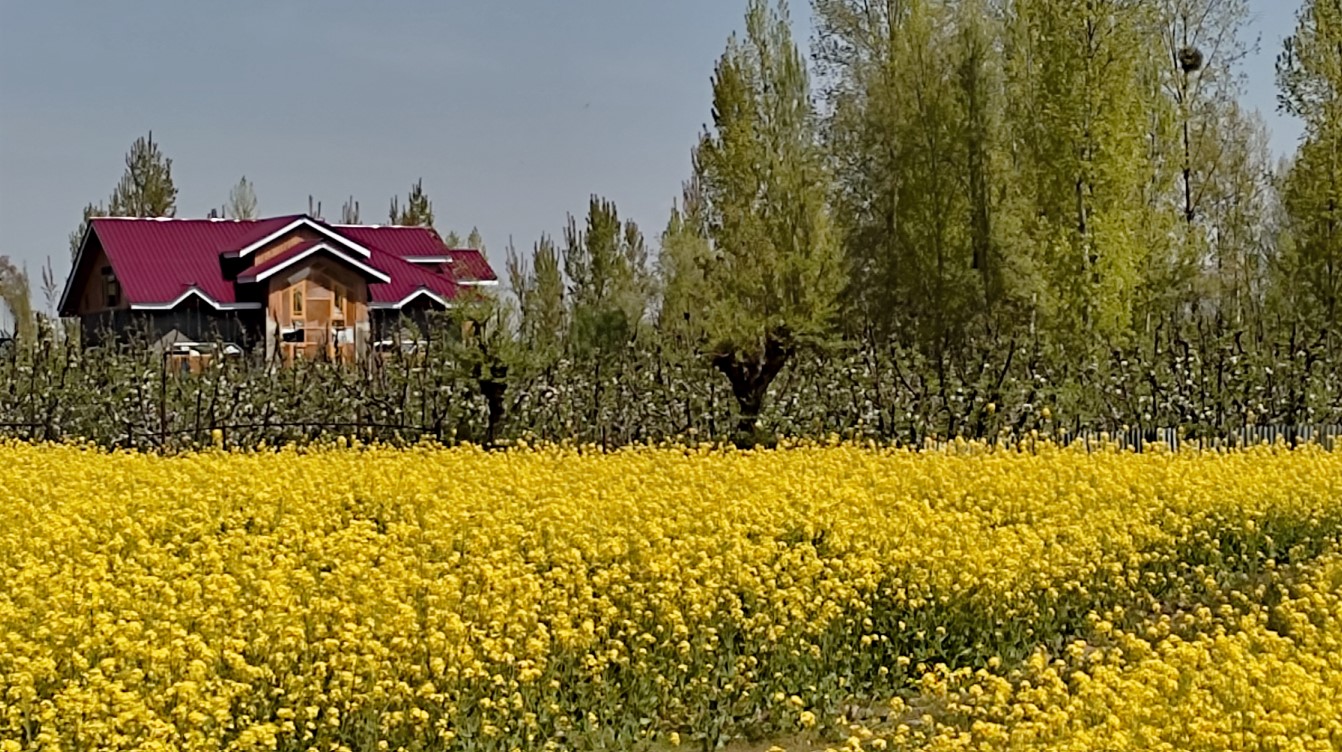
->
[[102, 266, 120, 308]]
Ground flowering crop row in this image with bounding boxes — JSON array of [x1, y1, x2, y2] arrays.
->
[[1, 441, 1340, 751]]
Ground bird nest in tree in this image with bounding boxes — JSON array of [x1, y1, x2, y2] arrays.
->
[[1178, 46, 1204, 73]]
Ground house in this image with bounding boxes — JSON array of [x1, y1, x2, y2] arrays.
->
[[60, 214, 498, 361]]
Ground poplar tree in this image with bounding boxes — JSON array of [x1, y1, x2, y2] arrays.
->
[[69, 132, 177, 258], [814, 0, 1014, 350], [466, 227, 485, 252], [657, 177, 713, 346], [0, 257, 34, 341], [1002, 0, 1160, 346], [506, 235, 566, 357], [226, 176, 259, 219], [389, 179, 434, 227], [696, 0, 843, 442], [562, 196, 649, 355], [1140, 0, 1257, 326], [339, 196, 361, 224], [1276, 0, 1342, 329], [107, 131, 177, 218]]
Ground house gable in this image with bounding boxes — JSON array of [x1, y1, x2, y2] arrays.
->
[[267, 258, 371, 362], [239, 241, 392, 285], [129, 288, 262, 311], [252, 228, 324, 266], [62, 233, 128, 316], [232, 217, 375, 259]]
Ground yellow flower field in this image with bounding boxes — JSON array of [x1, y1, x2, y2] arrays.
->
[[2, 441, 1341, 751]]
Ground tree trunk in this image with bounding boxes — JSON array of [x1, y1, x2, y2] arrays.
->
[[711, 326, 794, 447], [477, 363, 508, 447]]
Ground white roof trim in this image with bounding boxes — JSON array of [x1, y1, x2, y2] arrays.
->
[[234, 217, 374, 258], [459, 279, 500, 287], [368, 288, 453, 310], [405, 255, 451, 264], [130, 287, 263, 311], [240, 242, 391, 283]]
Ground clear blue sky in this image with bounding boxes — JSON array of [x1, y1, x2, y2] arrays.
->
[[0, 0, 1305, 311]]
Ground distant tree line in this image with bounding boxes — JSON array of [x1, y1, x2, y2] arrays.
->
[[3, 0, 1341, 448]]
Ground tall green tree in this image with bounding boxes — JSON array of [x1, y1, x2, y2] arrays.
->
[[695, 0, 843, 442], [389, 178, 434, 227], [1136, 0, 1257, 327], [69, 132, 177, 258], [657, 177, 713, 347], [0, 257, 34, 341], [814, 0, 1015, 351], [226, 176, 259, 219], [1002, 0, 1163, 346], [1195, 104, 1275, 327], [68, 202, 106, 259], [466, 227, 484, 252], [107, 131, 177, 218], [562, 196, 650, 355], [506, 235, 567, 357], [1276, 0, 1342, 329]]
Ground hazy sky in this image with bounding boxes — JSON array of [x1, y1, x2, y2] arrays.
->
[[0, 0, 1306, 306]]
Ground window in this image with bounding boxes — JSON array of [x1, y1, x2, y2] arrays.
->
[[102, 266, 120, 308], [333, 285, 347, 319], [291, 287, 304, 316], [282, 323, 305, 343]]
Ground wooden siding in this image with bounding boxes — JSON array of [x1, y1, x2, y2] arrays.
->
[[253, 228, 323, 265], [266, 258, 369, 362], [72, 244, 129, 316]]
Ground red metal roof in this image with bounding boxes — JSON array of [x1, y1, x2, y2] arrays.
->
[[444, 249, 498, 283], [65, 216, 493, 313], [88, 218, 292, 306], [337, 224, 496, 284], [367, 251, 461, 305], [337, 225, 451, 258]]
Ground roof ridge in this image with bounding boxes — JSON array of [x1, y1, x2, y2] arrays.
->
[[93, 215, 297, 223], [330, 223, 437, 230]]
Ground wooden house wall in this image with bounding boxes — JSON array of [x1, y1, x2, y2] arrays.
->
[[266, 258, 369, 362]]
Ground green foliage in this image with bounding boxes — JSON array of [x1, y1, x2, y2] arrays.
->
[[1003, 0, 1164, 346], [562, 196, 650, 357], [815, 0, 1012, 349], [507, 235, 567, 360], [389, 178, 434, 227], [226, 176, 259, 220], [68, 131, 176, 260], [0, 258, 34, 342], [68, 202, 106, 260], [1278, 136, 1342, 328], [0, 320, 1338, 451], [1277, 0, 1342, 329], [693, 0, 843, 442], [108, 131, 178, 218], [657, 179, 712, 348], [696, 0, 842, 349]]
